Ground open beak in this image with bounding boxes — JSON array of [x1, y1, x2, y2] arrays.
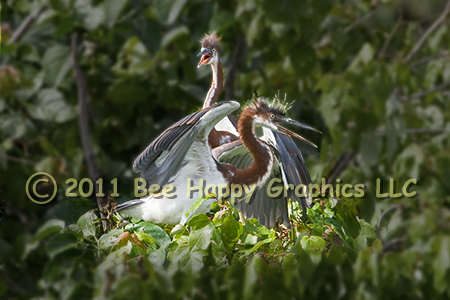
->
[[275, 117, 321, 148], [197, 48, 212, 68]]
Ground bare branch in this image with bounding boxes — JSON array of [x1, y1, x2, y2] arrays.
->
[[0, 154, 36, 165], [398, 81, 450, 101], [376, 205, 399, 241], [382, 238, 405, 252], [71, 32, 109, 231], [410, 51, 450, 69], [405, 0, 450, 62], [8, 3, 49, 44], [407, 128, 450, 134], [378, 13, 403, 59], [325, 150, 356, 184], [344, 9, 377, 33], [224, 34, 245, 100]]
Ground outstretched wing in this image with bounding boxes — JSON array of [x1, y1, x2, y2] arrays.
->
[[214, 141, 289, 228], [133, 101, 240, 188]]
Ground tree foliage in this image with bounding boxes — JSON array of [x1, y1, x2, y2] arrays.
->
[[1, 0, 450, 299]]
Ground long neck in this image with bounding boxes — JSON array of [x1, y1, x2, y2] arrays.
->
[[225, 111, 274, 186], [203, 60, 223, 108]]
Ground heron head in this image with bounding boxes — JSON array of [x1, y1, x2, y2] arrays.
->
[[251, 95, 321, 148], [197, 32, 221, 68]]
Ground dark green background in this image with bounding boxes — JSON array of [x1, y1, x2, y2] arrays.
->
[[1, 0, 450, 299]]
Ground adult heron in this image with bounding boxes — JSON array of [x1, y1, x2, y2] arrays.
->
[[116, 98, 318, 226]]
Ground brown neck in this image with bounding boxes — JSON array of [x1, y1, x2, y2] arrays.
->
[[223, 109, 274, 186], [203, 60, 223, 108]]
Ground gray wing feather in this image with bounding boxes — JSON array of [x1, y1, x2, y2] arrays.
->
[[217, 142, 289, 228], [273, 132, 313, 217], [133, 101, 240, 188], [116, 199, 145, 212], [133, 109, 208, 179]]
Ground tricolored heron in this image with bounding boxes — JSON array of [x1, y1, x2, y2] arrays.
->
[[115, 98, 318, 226], [197, 33, 318, 226], [197, 32, 239, 148]]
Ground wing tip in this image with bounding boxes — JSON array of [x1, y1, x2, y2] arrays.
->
[[115, 199, 145, 212]]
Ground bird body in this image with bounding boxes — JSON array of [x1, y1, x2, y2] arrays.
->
[[118, 101, 239, 224], [116, 98, 317, 226]]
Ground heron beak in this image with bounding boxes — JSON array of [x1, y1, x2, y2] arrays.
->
[[197, 48, 212, 68], [275, 118, 321, 148]]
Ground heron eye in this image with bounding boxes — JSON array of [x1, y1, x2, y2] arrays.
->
[[212, 48, 216, 52], [270, 114, 275, 119]]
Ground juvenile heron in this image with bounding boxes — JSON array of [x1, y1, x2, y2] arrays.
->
[[198, 33, 318, 226], [116, 98, 318, 226], [197, 32, 239, 148]]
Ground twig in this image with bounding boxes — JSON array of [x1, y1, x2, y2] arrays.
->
[[0, 154, 36, 165], [407, 128, 450, 134], [8, 3, 49, 44], [378, 12, 403, 59], [397, 81, 450, 101], [224, 34, 245, 100], [405, 0, 450, 62], [382, 237, 405, 252], [344, 9, 377, 33], [410, 51, 450, 69], [1, 269, 27, 295], [325, 150, 356, 184], [71, 32, 109, 232], [376, 205, 399, 241], [376, 206, 406, 253]]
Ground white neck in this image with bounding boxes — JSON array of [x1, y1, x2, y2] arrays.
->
[[203, 61, 222, 108]]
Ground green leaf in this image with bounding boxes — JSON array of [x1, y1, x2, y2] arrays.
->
[[348, 43, 374, 70], [161, 26, 189, 48], [326, 245, 344, 265], [134, 222, 171, 248], [168, 242, 189, 267], [107, 76, 151, 104], [77, 210, 97, 238], [98, 229, 124, 250], [32, 219, 65, 242], [242, 218, 270, 238], [97, 242, 133, 272], [167, 0, 188, 24], [282, 253, 297, 288], [432, 236, 450, 293], [148, 247, 166, 268], [300, 235, 326, 265], [187, 214, 210, 229], [134, 231, 157, 245], [185, 196, 208, 218], [42, 45, 72, 87], [189, 222, 214, 252], [244, 255, 267, 299], [28, 89, 75, 123], [0, 239, 13, 261], [104, 0, 129, 28], [46, 232, 79, 257], [213, 210, 243, 244], [49, 0, 70, 12], [74, 0, 104, 31], [170, 224, 187, 237], [183, 251, 204, 273]]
